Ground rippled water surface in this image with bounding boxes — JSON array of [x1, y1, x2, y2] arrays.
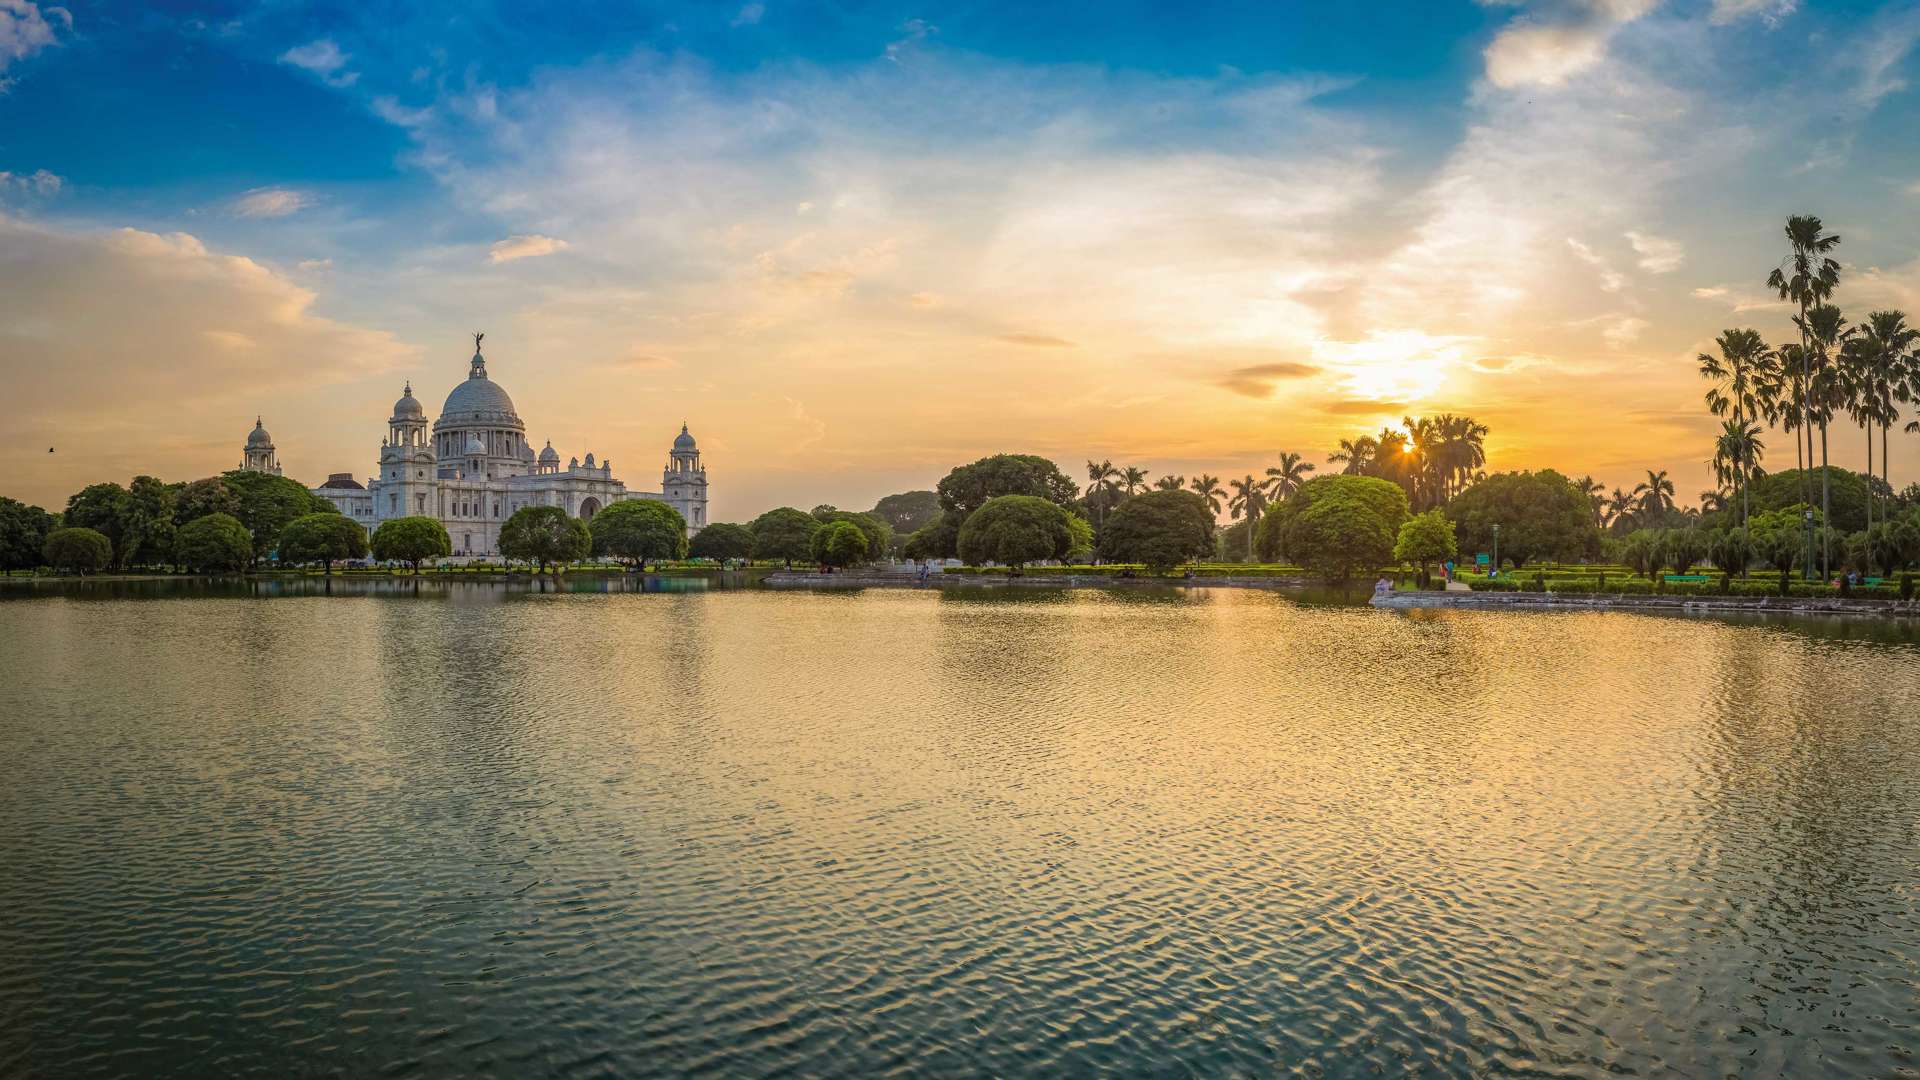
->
[[3, 581, 1918, 1077]]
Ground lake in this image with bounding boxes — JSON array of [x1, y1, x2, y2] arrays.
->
[[2, 581, 1917, 1077]]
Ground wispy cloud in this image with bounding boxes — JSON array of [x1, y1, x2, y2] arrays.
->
[[1217, 361, 1320, 399], [1480, 0, 1655, 90], [1625, 230, 1683, 273], [998, 333, 1074, 348], [232, 187, 313, 218], [730, 3, 765, 28], [1567, 237, 1628, 292], [488, 234, 569, 264], [0, 167, 61, 195], [0, 0, 67, 80], [279, 38, 357, 88]]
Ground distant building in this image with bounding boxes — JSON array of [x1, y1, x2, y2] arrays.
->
[[241, 417, 281, 475], [248, 337, 709, 557]]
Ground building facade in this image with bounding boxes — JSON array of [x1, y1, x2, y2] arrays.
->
[[257, 338, 708, 557]]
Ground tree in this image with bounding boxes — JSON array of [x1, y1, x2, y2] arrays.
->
[[1699, 327, 1776, 527], [1264, 451, 1315, 500], [956, 495, 1077, 570], [173, 513, 253, 574], [1255, 475, 1408, 579], [936, 454, 1079, 518], [1843, 311, 1918, 533], [812, 520, 870, 569], [591, 499, 687, 569], [1798, 302, 1856, 576], [173, 476, 241, 526], [812, 508, 891, 562], [1748, 468, 1868, 533], [1099, 489, 1216, 573], [1188, 474, 1223, 515], [64, 482, 132, 568], [1152, 474, 1186, 491], [1120, 466, 1149, 496], [1632, 469, 1676, 520], [1767, 215, 1841, 516], [1712, 528, 1756, 578], [750, 507, 821, 567], [0, 497, 58, 573], [1394, 510, 1458, 587], [123, 475, 179, 569], [1444, 470, 1597, 569], [277, 513, 369, 574], [869, 490, 941, 538], [688, 522, 754, 561], [222, 469, 337, 568], [1226, 476, 1269, 561], [1328, 437, 1376, 475], [903, 513, 961, 562], [43, 527, 112, 575], [498, 506, 591, 573], [371, 516, 452, 574], [1085, 459, 1122, 532]]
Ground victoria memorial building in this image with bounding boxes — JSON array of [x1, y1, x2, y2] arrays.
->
[[243, 338, 709, 557]]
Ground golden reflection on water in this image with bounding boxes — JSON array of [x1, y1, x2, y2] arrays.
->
[[1, 584, 1916, 1077]]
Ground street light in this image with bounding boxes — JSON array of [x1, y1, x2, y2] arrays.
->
[[1492, 523, 1500, 578]]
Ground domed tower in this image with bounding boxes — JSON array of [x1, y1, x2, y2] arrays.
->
[[537, 440, 560, 475], [663, 422, 708, 532], [431, 333, 528, 480], [242, 417, 282, 475], [377, 380, 438, 521]]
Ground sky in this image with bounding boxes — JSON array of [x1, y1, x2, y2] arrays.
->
[[4, 0, 1920, 521]]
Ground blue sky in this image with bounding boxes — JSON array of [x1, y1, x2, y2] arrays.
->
[[4, 1, 1920, 518]]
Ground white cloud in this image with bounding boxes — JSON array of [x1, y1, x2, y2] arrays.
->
[[1599, 314, 1648, 347], [730, 3, 764, 28], [0, 167, 61, 195], [1567, 237, 1628, 292], [1709, 0, 1798, 26], [232, 187, 313, 218], [297, 258, 333, 272], [1480, 0, 1655, 90], [488, 234, 570, 263], [0, 0, 65, 76], [279, 38, 358, 88], [1856, 7, 1920, 105], [1625, 229, 1683, 273]]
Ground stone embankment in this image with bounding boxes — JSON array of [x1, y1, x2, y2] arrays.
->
[[1371, 590, 1920, 619]]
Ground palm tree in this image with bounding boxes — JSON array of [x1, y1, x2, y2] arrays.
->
[[1712, 420, 1765, 523], [1847, 311, 1918, 529], [1085, 459, 1120, 531], [1120, 466, 1149, 497], [1797, 303, 1855, 575], [1188, 474, 1224, 516], [1574, 475, 1606, 526], [1699, 489, 1730, 515], [1605, 487, 1636, 530], [1699, 327, 1775, 526], [1264, 451, 1315, 501], [1767, 215, 1841, 511], [1632, 469, 1675, 521], [1327, 436, 1376, 475], [1153, 474, 1185, 492], [1227, 475, 1269, 561], [1425, 414, 1488, 502]]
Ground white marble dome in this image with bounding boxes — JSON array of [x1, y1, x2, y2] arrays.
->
[[673, 423, 696, 451], [440, 351, 519, 421], [247, 418, 273, 447], [538, 441, 560, 464], [392, 382, 424, 418]]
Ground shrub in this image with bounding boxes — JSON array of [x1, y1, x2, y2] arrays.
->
[[43, 526, 113, 575]]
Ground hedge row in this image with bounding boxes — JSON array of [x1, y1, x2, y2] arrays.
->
[[1467, 576, 1915, 600], [942, 563, 1312, 578]]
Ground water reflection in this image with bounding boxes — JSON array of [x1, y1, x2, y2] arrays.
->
[[1, 588, 1917, 1076]]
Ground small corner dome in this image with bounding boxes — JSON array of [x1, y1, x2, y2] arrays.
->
[[393, 382, 424, 418], [247, 418, 273, 447], [673, 423, 696, 451], [538, 441, 560, 463], [464, 433, 486, 455]]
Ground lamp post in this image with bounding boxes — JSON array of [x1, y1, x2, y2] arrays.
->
[[1492, 523, 1500, 578], [1802, 508, 1814, 582]]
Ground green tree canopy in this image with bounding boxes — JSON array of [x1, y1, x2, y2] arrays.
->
[[173, 476, 242, 526], [277, 513, 370, 574], [688, 522, 754, 560], [811, 508, 891, 561], [869, 490, 941, 538], [1748, 468, 1868, 533], [811, 520, 870, 568], [1100, 489, 1216, 573], [44, 527, 113, 576], [1260, 475, 1409, 580], [222, 469, 337, 567], [501, 505, 592, 572], [1394, 509, 1458, 584], [123, 475, 179, 568], [749, 507, 820, 566], [935, 454, 1079, 517], [0, 497, 58, 572], [64, 482, 132, 567], [371, 516, 452, 573], [1443, 470, 1596, 569], [174, 513, 254, 574], [902, 513, 962, 561], [956, 494, 1077, 569], [591, 499, 688, 569]]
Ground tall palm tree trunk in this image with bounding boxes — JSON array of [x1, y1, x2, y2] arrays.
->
[[1819, 420, 1830, 578], [1865, 423, 1873, 534]]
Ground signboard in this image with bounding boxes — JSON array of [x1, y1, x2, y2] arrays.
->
[[1474, 553, 1490, 567]]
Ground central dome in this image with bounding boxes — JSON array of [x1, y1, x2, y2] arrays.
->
[[439, 349, 519, 422]]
